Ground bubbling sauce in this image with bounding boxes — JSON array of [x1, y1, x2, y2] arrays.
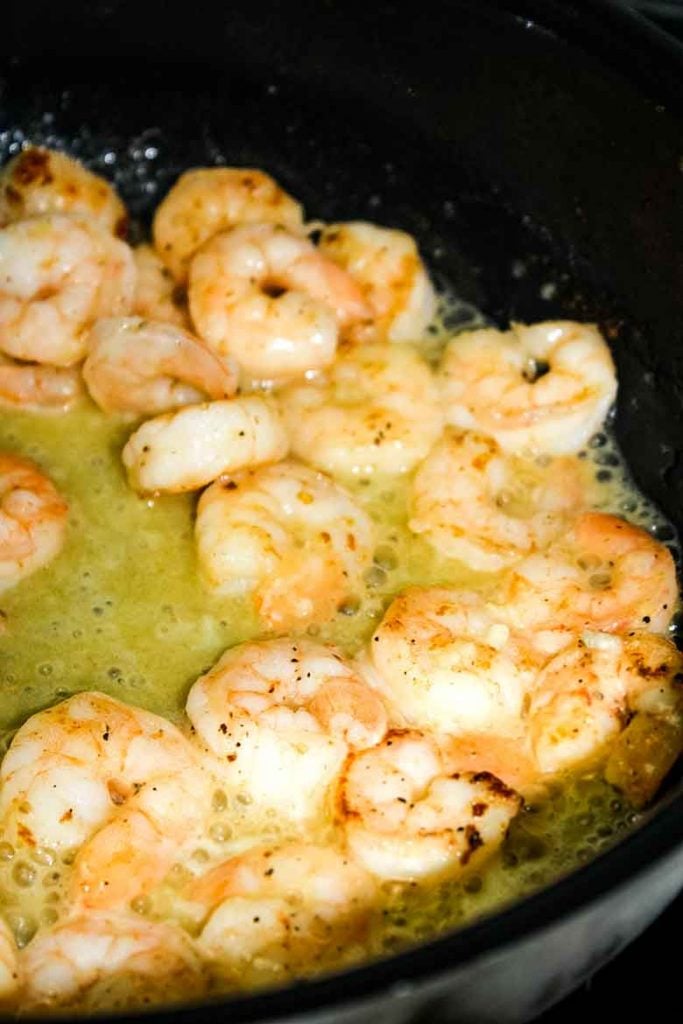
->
[[0, 305, 677, 996]]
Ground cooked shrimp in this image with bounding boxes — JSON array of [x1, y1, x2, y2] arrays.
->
[[340, 730, 522, 881], [318, 221, 436, 343], [502, 511, 677, 642], [0, 355, 83, 412], [122, 395, 289, 494], [530, 632, 683, 798], [0, 454, 67, 593], [367, 587, 534, 735], [0, 691, 200, 853], [409, 429, 587, 571], [440, 321, 617, 455], [196, 461, 375, 629], [0, 920, 20, 1003], [280, 342, 443, 478], [132, 244, 191, 328], [153, 167, 304, 283], [189, 224, 371, 382], [186, 638, 387, 822], [0, 214, 136, 366], [187, 842, 376, 982], [21, 913, 205, 1012], [83, 317, 237, 415], [0, 147, 127, 237]]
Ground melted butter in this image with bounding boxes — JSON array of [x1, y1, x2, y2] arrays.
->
[[0, 357, 678, 998]]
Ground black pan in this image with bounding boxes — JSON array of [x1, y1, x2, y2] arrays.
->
[[2, 1, 683, 1020]]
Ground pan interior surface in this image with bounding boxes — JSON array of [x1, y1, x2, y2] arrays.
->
[[1, 0, 683, 1020]]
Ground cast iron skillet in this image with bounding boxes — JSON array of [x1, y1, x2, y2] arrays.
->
[[2, 1, 683, 1020]]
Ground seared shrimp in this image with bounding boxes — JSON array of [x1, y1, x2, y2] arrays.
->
[[83, 317, 237, 415], [0, 147, 127, 237], [122, 395, 289, 494], [0, 356, 83, 412], [0, 920, 20, 1003], [318, 221, 436, 343], [530, 632, 683, 802], [409, 429, 587, 571], [502, 511, 677, 642], [340, 730, 522, 881], [186, 842, 376, 983], [0, 691, 200, 853], [440, 322, 617, 455], [189, 224, 371, 383], [368, 587, 534, 735], [0, 214, 136, 366], [196, 461, 375, 629], [0, 454, 67, 592], [186, 638, 387, 822], [132, 244, 191, 329], [281, 343, 443, 478], [153, 167, 304, 282], [21, 913, 205, 1012]]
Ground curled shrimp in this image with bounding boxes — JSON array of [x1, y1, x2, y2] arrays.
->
[[0, 691, 200, 854], [409, 429, 587, 571], [122, 395, 289, 494], [186, 638, 387, 822], [318, 221, 437, 343], [368, 587, 535, 735], [530, 632, 683, 803], [502, 511, 678, 642], [0, 214, 136, 366], [189, 224, 371, 383], [0, 454, 67, 593], [132, 244, 191, 329], [0, 146, 128, 237], [0, 920, 20, 1004], [196, 461, 375, 629], [339, 729, 522, 881], [153, 166, 305, 283], [0, 355, 84, 412], [83, 317, 237, 415], [21, 913, 205, 1012], [439, 321, 617, 455], [186, 842, 376, 984], [280, 342, 443, 478]]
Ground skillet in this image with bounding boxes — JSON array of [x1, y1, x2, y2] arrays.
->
[[2, 0, 683, 1020]]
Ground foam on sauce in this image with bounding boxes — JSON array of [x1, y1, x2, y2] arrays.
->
[[0, 316, 678, 993]]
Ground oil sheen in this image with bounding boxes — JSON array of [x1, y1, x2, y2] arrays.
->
[[0, 344, 677, 981]]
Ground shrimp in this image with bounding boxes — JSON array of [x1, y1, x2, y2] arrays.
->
[[439, 321, 617, 455], [186, 638, 387, 822], [153, 166, 305, 283], [132, 244, 191, 328], [0, 920, 20, 1003], [0, 691, 200, 853], [189, 224, 371, 383], [21, 913, 205, 1012], [339, 730, 522, 881], [409, 429, 587, 571], [367, 587, 535, 735], [83, 317, 238, 415], [318, 221, 437, 343], [0, 146, 128, 237], [280, 342, 444, 478], [186, 842, 376, 983], [122, 395, 289, 494], [0, 356, 83, 412], [0, 214, 136, 366], [501, 511, 678, 643], [196, 461, 375, 629], [0, 454, 67, 593], [530, 632, 683, 803]]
